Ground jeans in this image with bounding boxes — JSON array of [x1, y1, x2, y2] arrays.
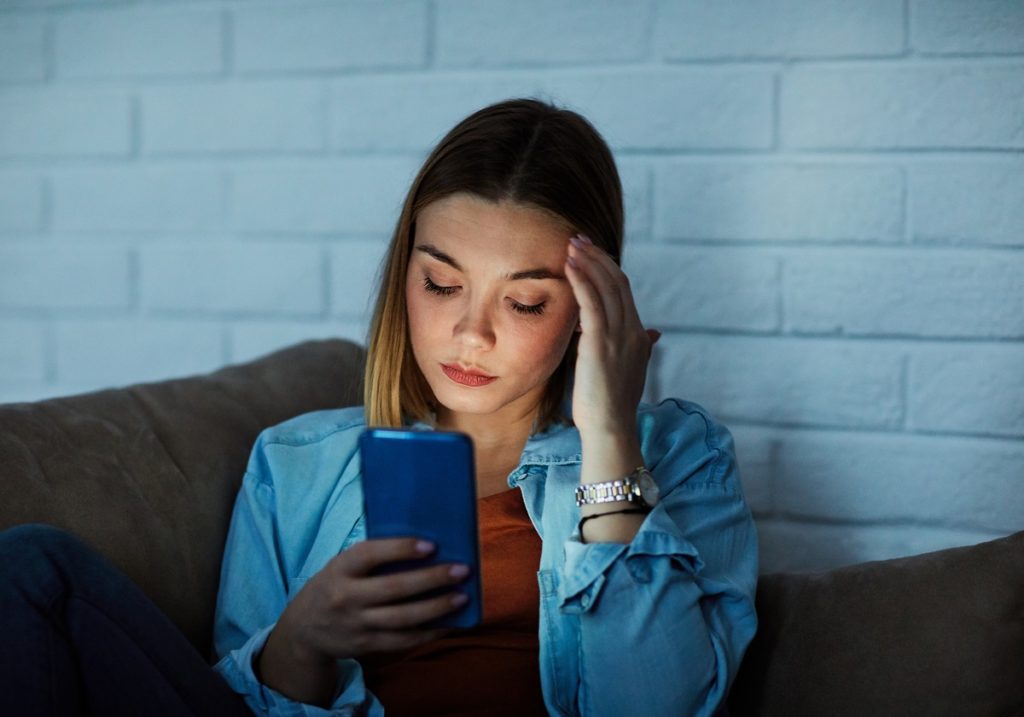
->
[[0, 523, 254, 716]]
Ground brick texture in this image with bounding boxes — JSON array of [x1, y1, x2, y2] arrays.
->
[[2, 0, 1021, 573]]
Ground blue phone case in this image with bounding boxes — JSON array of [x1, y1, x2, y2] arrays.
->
[[358, 428, 482, 628]]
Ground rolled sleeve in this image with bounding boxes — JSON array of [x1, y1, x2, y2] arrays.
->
[[214, 626, 371, 717], [212, 433, 381, 717], [551, 401, 759, 716]]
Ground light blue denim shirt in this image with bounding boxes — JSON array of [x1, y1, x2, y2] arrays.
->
[[212, 398, 759, 716]]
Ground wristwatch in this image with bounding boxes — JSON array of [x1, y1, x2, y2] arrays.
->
[[575, 466, 660, 508]]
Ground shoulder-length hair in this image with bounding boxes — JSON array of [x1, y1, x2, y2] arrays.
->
[[363, 98, 624, 430]]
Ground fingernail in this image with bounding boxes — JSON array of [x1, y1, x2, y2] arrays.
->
[[566, 255, 578, 269], [449, 564, 470, 579], [416, 540, 435, 555], [568, 235, 584, 248], [451, 592, 468, 606], [579, 234, 593, 245]]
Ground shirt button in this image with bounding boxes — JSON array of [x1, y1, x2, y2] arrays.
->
[[630, 562, 651, 584], [580, 593, 592, 610]]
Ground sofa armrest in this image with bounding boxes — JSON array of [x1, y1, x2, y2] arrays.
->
[[0, 338, 365, 657], [729, 529, 1024, 716]]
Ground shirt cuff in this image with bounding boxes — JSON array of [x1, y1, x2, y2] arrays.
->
[[558, 504, 704, 614], [213, 624, 379, 717]]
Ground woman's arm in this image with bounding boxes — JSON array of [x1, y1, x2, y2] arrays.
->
[[558, 401, 759, 716], [564, 232, 662, 545]]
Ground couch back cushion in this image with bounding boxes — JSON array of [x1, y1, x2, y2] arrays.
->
[[0, 339, 365, 658], [729, 529, 1024, 716]]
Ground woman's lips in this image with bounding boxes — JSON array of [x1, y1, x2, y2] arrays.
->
[[441, 363, 497, 387]]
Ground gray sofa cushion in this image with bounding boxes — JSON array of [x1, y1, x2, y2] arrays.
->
[[728, 529, 1024, 716], [3, 337, 1022, 714], [0, 339, 365, 658]]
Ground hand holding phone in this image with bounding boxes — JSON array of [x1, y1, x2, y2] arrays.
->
[[359, 428, 482, 628]]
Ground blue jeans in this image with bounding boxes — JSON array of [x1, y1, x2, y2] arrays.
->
[[0, 524, 254, 716]]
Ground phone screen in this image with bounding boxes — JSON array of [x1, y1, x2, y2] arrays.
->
[[358, 428, 482, 628]]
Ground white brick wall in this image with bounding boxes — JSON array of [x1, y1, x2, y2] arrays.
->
[[1, 0, 1021, 573]]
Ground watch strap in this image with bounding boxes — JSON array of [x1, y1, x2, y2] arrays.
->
[[575, 466, 649, 507]]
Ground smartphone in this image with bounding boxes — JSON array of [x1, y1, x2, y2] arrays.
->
[[358, 428, 482, 629]]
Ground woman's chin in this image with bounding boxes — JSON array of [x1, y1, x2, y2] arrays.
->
[[433, 391, 500, 416]]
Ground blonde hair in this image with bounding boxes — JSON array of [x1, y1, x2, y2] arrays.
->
[[363, 98, 624, 430]]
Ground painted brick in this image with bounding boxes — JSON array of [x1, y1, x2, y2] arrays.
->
[[143, 80, 324, 154], [658, 0, 904, 60], [0, 244, 131, 310], [140, 242, 324, 316], [331, 69, 772, 151], [655, 163, 904, 242], [909, 344, 1024, 438], [782, 65, 1024, 149], [55, 6, 221, 79], [232, 158, 420, 235], [911, 160, 1024, 247], [757, 519, 1007, 573], [52, 168, 226, 232], [436, 0, 651, 67], [770, 430, 1024, 533], [619, 161, 652, 243], [544, 68, 774, 150], [329, 74, 545, 152], [625, 246, 779, 331], [0, 382, 99, 406], [328, 241, 389, 320], [714, 423, 773, 516], [229, 320, 366, 364], [234, 0, 427, 73], [3, 0, 127, 6], [55, 319, 224, 384], [0, 16, 47, 82], [912, 0, 1024, 55], [0, 319, 46, 382], [0, 87, 131, 158], [0, 173, 44, 233], [656, 334, 904, 429], [785, 248, 1024, 338]]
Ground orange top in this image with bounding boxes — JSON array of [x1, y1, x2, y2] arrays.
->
[[361, 488, 546, 717]]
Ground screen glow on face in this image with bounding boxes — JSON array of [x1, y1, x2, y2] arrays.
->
[[405, 193, 579, 425]]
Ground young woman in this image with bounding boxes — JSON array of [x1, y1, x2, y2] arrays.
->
[[0, 98, 757, 717], [212, 99, 759, 715]]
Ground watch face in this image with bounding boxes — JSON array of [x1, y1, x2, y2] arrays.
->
[[638, 470, 660, 506]]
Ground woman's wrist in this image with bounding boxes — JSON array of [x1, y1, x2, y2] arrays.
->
[[257, 613, 338, 707], [578, 427, 643, 487]]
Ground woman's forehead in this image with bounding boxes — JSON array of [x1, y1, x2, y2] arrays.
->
[[416, 194, 573, 252]]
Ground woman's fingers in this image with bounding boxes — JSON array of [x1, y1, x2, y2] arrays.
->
[[338, 537, 434, 577], [568, 235, 624, 328], [358, 562, 468, 606], [566, 247, 608, 335], [362, 589, 469, 630]]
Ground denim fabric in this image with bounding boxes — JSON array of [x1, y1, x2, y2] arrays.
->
[[0, 523, 254, 717], [213, 398, 759, 716]]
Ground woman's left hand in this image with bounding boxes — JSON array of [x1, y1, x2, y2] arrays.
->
[[564, 233, 660, 440]]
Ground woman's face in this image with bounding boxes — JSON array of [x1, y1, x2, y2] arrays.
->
[[406, 193, 580, 423]]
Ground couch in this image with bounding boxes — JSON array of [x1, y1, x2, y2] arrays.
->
[[1, 339, 1021, 716]]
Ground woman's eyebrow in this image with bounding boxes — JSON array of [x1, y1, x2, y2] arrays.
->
[[415, 244, 461, 271], [415, 244, 564, 281], [506, 268, 565, 281]]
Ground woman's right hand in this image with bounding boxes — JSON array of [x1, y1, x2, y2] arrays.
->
[[256, 537, 470, 706]]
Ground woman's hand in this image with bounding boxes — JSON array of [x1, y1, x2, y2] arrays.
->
[[257, 538, 469, 704], [564, 233, 660, 440]]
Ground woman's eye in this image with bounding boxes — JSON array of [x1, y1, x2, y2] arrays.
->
[[511, 300, 546, 316], [423, 276, 458, 296]]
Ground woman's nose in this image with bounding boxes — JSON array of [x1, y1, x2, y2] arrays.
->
[[453, 302, 496, 349]]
